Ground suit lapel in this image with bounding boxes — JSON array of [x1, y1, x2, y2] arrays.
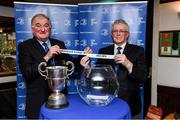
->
[[123, 43, 131, 56], [123, 43, 136, 62], [107, 45, 114, 55], [50, 39, 55, 46], [31, 38, 46, 59]]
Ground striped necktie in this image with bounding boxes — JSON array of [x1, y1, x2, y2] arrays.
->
[[42, 42, 55, 65], [42, 42, 49, 52]]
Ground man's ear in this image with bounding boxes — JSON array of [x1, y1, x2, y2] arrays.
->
[[126, 32, 129, 39]]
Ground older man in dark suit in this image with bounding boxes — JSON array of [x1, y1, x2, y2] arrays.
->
[[18, 13, 91, 118], [80, 19, 147, 118]]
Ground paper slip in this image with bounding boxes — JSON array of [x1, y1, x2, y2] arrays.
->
[[61, 49, 114, 59]]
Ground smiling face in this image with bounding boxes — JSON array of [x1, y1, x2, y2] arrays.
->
[[31, 15, 51, 42], [111, 22, 129, 45]]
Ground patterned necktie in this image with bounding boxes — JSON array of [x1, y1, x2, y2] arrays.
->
[[42, 42, 55, 65], [42, 42, 49, 52], [115, 47, 122, 76]]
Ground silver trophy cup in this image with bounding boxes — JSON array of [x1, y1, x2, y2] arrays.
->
[[38, 61, 74, 109]]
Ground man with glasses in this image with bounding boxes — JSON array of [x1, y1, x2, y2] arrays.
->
[[18, 13, 90, 118], [80, 19, 147, 118]]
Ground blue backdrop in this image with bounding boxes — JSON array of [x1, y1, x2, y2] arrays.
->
[[15, 1, 147, 119]]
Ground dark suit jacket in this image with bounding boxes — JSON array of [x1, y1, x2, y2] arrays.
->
[[96, 43, 147, 116], [18, 37, 76, 118]]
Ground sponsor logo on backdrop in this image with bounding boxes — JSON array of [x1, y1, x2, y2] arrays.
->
[[64, 19, 79, 27], [64, 40, 71, 47], [51, 28, 58, 35], [100, 29, 109, 36], [17, 17, 25, 25], [64, 20, 71, 26], [75, 20, 79, 27], [80, 40, 87, 47], [18, 82, 26, 89], [137, 39, 145, 46], [102, 7, 109, 14], [102, 42, 113, 45], [90, 39, 97, 47], [76, 39, 97, 47], [16, 31, 32, 34], [18, 95, 26, 98], [17, 73, 22, 76], [80, 19, 87, 26], [18, 103, 26, 110], [17, 116, 26, 119], [91, 18, 98, 26], [75, 40, 80, 47]]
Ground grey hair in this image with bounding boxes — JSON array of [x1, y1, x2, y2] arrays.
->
[[112, 19, 129, 32], [31, 13, 52, 27]]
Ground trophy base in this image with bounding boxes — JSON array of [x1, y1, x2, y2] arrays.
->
[[46, 101, 69, 109], [45, 92, 69, 109]]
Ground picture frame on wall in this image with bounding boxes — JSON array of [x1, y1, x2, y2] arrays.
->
[[159, 31, 180, 57]]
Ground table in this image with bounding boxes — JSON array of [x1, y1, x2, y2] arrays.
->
[[39, 94, 131, 120]]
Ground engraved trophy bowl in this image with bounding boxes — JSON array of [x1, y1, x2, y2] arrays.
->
[[38, 61, 74, 109], [77, 64, 119, 107]]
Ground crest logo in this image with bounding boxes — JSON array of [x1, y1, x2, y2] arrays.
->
[[65, 40, 71, 47], [102, 7, 109, 14], [101, 29, 109, 36], [17, 17, 25, 25], [64, 20, 71, 26], [18, 82, 26, 89], [80, 19, 87, 26], [18, 103, 26, 110], [80, 40, 87, 47]]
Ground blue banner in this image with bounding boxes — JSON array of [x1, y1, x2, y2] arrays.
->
[[15, 1, 147, 118]]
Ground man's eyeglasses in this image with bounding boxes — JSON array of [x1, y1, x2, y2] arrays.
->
[[112, 30, 128, 34], [33, 23, 50, 30]]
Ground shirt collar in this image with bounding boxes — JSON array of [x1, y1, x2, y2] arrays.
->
[[115, 42, 126, 49], [38, 39, 50, 45], [114, 42, 127, 54]]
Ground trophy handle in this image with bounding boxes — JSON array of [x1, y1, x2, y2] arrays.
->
[[66, 61, 74, 78], [38, 62, 47, 79]]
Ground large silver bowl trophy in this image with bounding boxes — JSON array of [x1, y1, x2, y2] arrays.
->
[[38, 61, 74, 109], [77, 64, 119, 107]]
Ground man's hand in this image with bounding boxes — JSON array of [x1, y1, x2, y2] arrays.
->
[[43, 45, 61, 62], [80, 56, 91, 68], [84, 47, 92, 54], [114, 54, 133, 73], [80, 47, 92, 68]]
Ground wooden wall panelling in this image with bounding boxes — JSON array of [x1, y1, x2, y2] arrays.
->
[[157, 85, 180, 118]]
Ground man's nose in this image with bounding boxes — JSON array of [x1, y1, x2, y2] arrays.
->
[[41, 26, 45, 31], [117, 31, 121, 36]]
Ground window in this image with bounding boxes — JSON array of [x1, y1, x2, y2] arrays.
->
[[0, 17, 16, 76]]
